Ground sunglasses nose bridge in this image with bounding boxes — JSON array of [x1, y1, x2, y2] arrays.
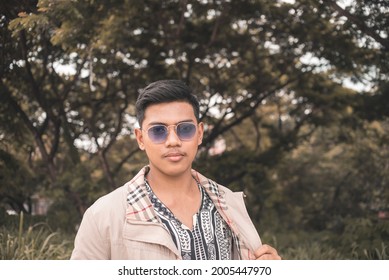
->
[[165, 124, 181, 143]]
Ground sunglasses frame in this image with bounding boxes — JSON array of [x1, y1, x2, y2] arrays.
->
[[144, 121, 198, 144]]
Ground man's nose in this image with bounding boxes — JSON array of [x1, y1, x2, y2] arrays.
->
[[164, 126, 181, 146]]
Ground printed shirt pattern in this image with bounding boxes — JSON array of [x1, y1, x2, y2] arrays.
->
[[145, 179, 233, 260]]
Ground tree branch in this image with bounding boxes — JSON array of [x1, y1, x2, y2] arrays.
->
[[327, 0, 389, 50], [1, 80, 57, 181]]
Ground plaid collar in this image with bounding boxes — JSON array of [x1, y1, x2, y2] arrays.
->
[[191, 168, 239, 236], [125, 166, 158, 223], [125, 166, 229, 223]]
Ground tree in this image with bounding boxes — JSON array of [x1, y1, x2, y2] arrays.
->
[[1, 0, 387, 228]]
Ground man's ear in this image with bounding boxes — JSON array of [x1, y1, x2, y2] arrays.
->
[[197, 122, 204, 146], [134, 128, 145, 150]]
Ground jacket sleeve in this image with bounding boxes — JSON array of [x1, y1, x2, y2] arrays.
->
[[70, 207, 110, 260]]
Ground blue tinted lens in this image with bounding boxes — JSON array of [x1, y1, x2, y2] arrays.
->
[[177, 123, 196, 140], [147, 123, 196, 143], [148, 125, 168, 143]]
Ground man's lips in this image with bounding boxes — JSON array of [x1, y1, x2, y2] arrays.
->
[[163, 151, 185, 161]]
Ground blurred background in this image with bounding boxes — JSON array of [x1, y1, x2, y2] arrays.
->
[[0, 0, 388, 259]]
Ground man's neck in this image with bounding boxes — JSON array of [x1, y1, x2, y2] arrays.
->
[[146, 167, 195, 195], [146, 166, 201, 229]]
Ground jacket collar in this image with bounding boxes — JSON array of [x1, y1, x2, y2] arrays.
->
[[125, 166, 230, 223], [125, 166, 159, 223], [124, 166, 242, 259], [191, 169, 239, 237]]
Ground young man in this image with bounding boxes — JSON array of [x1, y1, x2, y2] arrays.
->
[[71, 80, 281, 260]]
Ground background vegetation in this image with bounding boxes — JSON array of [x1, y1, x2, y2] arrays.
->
[[0, 0, 388, 259]]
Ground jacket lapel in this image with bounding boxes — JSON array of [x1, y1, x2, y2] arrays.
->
[[191, 169, 244, 259], [124, 167, 181, 258], [125, 167, 159, 223], [191, 169, 230, 219]]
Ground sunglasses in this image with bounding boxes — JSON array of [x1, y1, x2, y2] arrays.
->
[[145, 122, 197, 144]]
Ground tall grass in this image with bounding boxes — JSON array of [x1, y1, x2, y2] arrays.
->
[[1, 212, 387, 260], [280, 241, 388, 260], [351, 242, 388, 260], [262, 226, 389, 260], [0, 212, 73, 260]]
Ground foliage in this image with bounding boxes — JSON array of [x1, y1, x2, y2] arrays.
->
[[0, 0, 388, 259], [0, 213, 73, 260], [0, 150, 38, 213], [263, 216, 389, 260]]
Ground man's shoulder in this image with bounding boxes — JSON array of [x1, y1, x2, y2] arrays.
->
[[87, 167, 148, 215], [87, 184, 128, 216]]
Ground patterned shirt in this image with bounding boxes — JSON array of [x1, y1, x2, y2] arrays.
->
[[145, 179, 233, 260]]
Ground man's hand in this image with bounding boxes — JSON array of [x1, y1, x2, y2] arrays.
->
[[254, 244, 282, 260]]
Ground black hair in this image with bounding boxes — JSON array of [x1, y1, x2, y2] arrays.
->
[[135, 80, 200, 127]]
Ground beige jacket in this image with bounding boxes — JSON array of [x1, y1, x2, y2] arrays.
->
[[71, 167, 262, 260]]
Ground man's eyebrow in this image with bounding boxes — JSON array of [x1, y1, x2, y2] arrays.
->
[[147, 121, 166, 126], [147, 119, 195, 126]]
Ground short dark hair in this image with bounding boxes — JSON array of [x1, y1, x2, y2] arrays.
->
[[135, 80, 200, 127]]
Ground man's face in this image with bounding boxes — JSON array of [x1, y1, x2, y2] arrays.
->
[[135, 101, 203, 178]]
